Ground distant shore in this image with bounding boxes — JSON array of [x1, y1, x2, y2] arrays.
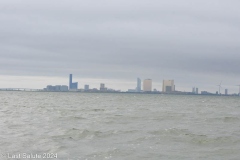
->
[[0, 89, 239, 97]]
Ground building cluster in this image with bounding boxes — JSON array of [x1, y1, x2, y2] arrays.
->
[[192, 87, 199, 94], [128, 78, 176, 93], [43, 74, 185, 94], [43, 74, 120, 92], [43, 85, 68, 92], [41, 74, 238, 96]]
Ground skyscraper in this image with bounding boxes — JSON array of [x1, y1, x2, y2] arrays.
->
[[69, 74, 72, 89], [192, 87, 195, 93], [225, 89, 228, 95], [84, 85, 89, 91], [100, 83, 107, 91], [143, 79, 152, 92], [69, 74, 78, 90], [136, 78, 141, 92], [162, 80, 175, 92]]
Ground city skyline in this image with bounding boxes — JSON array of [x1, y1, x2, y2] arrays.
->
[[1, 1, 240, 159], [1, 0, 240, 94], [0, 74, 240, 95], [1, 74, 240, 94]]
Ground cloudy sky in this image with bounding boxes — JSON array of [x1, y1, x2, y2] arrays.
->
[[1, 0, 240, 93]]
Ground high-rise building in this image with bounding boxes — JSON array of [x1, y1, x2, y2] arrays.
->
[[225, 89, 228, 95], [47, 85, 54, 91], [136, 78, 141, 92], [69, 74, 78, 90], [143, 79, 152, 92], [69, 74, 72, 89], [100, 83, 107, 91], [100, 83, 105, 89], [162, 80, 175, 92], [192, 87, 195, 93], [84, 85, 89, 91], [196, 88, 199, 94], [55, 85, 61, 91]]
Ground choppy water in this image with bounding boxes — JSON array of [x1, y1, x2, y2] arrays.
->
[[0, 91, 240, 160]]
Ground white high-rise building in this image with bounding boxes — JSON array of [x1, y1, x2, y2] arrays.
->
[[192, 87, 195, 93], [136, 78, 141, 92], [162, 80, 175, 92], [225, 89, 228, 95], [143, 79, 152, 92]]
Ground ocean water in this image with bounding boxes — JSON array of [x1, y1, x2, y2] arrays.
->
[[0, 91, 240, 160]]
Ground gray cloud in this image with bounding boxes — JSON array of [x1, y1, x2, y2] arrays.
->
[[1, 0, 240, 92]]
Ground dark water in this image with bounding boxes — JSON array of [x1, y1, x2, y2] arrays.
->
[[1, 91, 240, 160]]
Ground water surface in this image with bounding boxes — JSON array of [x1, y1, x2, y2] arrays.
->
[[0, 91, 240, 160]]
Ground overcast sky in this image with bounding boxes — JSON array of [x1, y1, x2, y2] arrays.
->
[[1, 0, 240, 93]]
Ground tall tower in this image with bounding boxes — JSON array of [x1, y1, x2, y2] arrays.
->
[[137, 78, 141, 92], [143, 79, 152, 92], [69, 74, 78, 90], [69, 74, 72, 89]]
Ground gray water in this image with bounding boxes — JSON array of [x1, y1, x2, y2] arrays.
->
[[0, 91, 240, 160]]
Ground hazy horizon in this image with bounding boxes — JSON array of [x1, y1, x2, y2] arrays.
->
[[1, 0, 240, 93]]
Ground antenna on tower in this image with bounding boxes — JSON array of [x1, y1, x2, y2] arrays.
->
[[217, 81, 222, 95]]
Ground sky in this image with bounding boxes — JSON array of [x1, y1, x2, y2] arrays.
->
[[1, 0, 240, 93]]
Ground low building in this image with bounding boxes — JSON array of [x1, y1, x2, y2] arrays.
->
[[45, 85, 68, 92], [201, 91, 213, 95], [84, 85, 89, 91], [127, 89, 137, 93]]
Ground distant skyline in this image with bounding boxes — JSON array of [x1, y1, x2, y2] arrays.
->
[[1, 0, 240, 93], [1, 74, 240, 94]]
